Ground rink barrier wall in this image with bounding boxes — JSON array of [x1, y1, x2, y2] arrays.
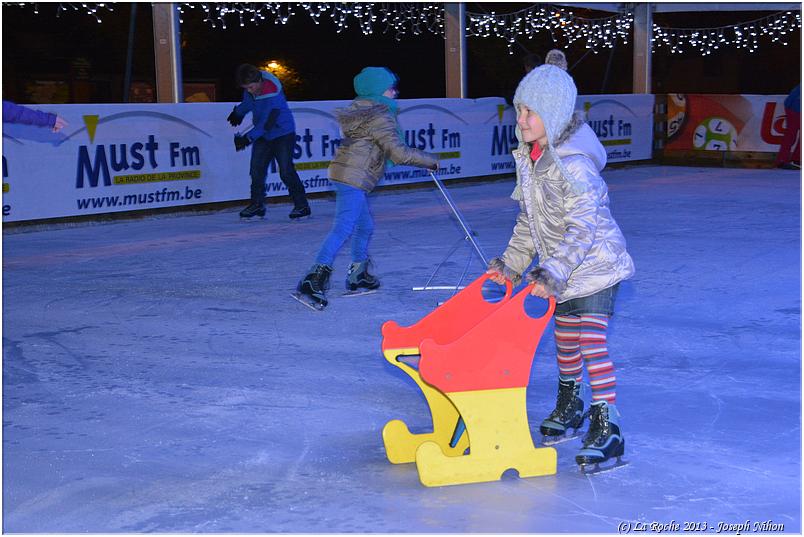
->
[[3, 95, 654, 223]]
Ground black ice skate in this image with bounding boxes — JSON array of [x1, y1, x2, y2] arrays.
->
[[240, 203, 266, 219], [539, 378, 585, 446], [292, 263, 332, 311], [576, 400, 627, 474], [343, 259, 380, 296], [289, 206, 311, 219]]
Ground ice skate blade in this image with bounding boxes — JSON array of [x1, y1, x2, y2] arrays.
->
[[240, 215, 265, 221], [341, 289, 378, 297], [541, 430, 584, 446], [578, 457, 628, 475], [291, 292, 326, 311]]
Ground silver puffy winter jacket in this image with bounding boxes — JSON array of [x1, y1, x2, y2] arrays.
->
[[499, 119, 635, 302]]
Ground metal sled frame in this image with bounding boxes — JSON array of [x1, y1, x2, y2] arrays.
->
[[412, 172, 489, 293]]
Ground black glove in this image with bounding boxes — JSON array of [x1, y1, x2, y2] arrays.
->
[[234, 134, 251, 152], [227, 107, 243, 127]]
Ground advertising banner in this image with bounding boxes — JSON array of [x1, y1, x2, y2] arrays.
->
[[2, 95, 652, 223], [578, 94, 655, 163], [664, 94, 789, 152]]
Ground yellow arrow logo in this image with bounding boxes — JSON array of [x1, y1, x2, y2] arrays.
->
[[83, 115, 99, 143], [498, 104, 506, 124]]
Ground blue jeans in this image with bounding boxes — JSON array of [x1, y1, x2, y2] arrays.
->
[[249, 133, 308, 210], [315, 183, 374, 266]]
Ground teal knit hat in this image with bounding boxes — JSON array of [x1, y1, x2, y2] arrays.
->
[[353, 67, 397, 97]]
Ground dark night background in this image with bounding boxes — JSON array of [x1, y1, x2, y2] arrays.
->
[[2, 2, 801, 104]]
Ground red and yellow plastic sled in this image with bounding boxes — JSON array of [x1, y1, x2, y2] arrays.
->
[[381, 274, 557, 487]]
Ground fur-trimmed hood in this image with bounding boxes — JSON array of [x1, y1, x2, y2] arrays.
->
[[516, 113, 606, 173], [512, 114, 607, 198], [552, 114, 607, 173], [334, 99, 391, 138]]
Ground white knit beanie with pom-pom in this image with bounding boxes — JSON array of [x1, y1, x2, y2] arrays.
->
[[512, 49, 576, 146], [511, 49, 590, 198]]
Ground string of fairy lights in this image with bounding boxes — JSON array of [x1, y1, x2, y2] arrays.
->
[[9, 2, 802, 56], [653, 10, 801, 55], [176, 3, 444, 39], [465, 4, 632, 53], [15, 2, 115, 23]]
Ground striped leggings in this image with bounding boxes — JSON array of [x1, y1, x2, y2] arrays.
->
[[554, 314, 616, 403]]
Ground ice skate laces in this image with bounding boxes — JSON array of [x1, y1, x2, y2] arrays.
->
[[307, 264, 332, 293], [549, 382, 579, 422], [582, 404, 610, 447]]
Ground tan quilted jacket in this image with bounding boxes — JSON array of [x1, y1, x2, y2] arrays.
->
[[328, 100, 438, 192]]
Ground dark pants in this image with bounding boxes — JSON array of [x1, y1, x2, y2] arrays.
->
[[249, 133, 308, 209]]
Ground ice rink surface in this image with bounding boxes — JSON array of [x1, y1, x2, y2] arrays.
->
[[3, 165, 800, 533]]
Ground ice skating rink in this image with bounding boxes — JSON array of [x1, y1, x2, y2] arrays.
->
[[3, 165, 800, 533]]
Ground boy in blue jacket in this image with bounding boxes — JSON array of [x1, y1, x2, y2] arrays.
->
[[227, 64, 310, 219]]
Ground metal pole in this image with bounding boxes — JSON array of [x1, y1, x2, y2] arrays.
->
[[444, 3, 467, 98], [123, 3, 137, 102], [430, 172, 488, 265], [632, 3, 652, 93], [601, 40, 616, 93], [152, 3, 183, 103]]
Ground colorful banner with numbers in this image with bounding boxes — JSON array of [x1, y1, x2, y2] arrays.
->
[[664, 94, 788, 152]]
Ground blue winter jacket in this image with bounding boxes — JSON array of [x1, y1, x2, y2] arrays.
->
[[3, 100, 57, 128], [234, 71, 296, 142]]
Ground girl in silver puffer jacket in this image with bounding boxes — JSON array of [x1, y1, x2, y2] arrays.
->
[[487, 50, 634, 473]]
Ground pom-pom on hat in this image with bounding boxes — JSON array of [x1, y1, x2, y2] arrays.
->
[[353, 67, 398, 98], [513, 49, 576, 146]]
